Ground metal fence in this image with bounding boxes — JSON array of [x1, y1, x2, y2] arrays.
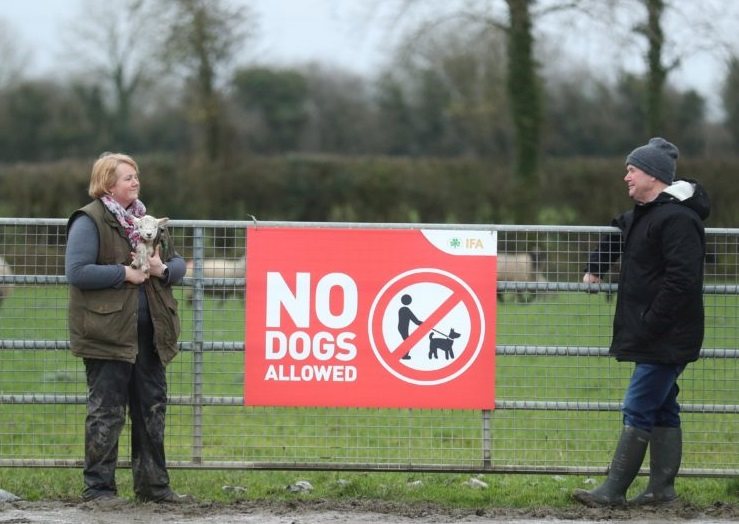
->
[[0, 218, 737, 476]]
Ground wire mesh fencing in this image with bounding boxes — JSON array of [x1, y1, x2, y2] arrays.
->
[[0, 219, 736, 475]]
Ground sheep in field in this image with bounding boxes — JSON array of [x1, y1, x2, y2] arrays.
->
[[496, 251, 547, 303], [0, 256, 14, 307], [184, 257, 245, 302]]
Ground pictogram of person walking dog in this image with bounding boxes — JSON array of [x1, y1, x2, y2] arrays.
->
[[397, 294, 461, 361]]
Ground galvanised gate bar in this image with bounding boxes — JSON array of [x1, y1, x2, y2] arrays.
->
[[0, 219, 736, 476]]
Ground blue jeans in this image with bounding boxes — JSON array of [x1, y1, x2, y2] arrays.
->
[[622, 362, 686, 431]]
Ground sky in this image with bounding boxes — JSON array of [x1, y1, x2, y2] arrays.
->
[[1, 0, 737, 119], [1, 0, 392, 76]]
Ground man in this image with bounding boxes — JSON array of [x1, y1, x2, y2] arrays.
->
[[573, 137, 710, 507]]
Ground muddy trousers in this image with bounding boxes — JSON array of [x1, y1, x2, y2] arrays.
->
[[82, 316, 170, 501]]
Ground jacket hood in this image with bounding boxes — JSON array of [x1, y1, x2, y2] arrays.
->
[[660, 178, 710, 221]]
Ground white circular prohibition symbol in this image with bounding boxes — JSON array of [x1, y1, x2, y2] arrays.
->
[[368, 268, 486, 386]]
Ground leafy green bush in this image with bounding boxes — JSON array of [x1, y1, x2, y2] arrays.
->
[[1, 155, 737, 227]]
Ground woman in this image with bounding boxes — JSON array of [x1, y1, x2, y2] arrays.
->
[[65, 152, 189, 503]]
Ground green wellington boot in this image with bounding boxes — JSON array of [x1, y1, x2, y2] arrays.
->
[[572, 425, 650, 507], [629, 426, 681, 505]]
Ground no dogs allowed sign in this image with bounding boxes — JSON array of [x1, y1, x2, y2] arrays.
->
[[245, 228, 497, 409]]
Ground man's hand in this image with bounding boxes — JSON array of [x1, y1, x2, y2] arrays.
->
[[583, 272, 601, 293]]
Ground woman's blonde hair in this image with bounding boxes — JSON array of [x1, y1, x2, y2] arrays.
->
[[88, 152, 139, 199]]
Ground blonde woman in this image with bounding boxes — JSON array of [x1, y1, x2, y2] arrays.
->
[[65, 153, 190, 503]]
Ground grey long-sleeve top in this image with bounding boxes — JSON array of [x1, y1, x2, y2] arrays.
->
[[65, 214, 186, 289]]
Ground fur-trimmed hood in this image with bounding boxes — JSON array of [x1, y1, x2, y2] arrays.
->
[[660, 178, 710, 221]]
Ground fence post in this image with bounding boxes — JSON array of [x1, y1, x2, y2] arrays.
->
[[482, 409, 491, 468], [191, 227, 205, 464]]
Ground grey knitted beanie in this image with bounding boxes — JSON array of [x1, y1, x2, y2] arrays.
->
[[625, 137, 679, 185]]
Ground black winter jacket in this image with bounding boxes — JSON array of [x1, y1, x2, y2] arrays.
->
[[586, 180, 710, 364]]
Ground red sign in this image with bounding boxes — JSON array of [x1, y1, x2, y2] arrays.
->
[[244, 228, 497, 409]]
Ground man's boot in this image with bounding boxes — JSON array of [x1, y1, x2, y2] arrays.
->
[[572, 426, 650, 507], [629, 426, 681, 505]]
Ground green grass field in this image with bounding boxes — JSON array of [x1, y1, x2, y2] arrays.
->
[[0, 467, 736, 508], [0, 285, 737, 506]]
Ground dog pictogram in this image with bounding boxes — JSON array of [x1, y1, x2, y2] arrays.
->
[[428, 328, 461, 360]]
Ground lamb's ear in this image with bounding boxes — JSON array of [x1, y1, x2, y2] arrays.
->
[[132, 217, 142, 226], [158, 217, 170, 228]]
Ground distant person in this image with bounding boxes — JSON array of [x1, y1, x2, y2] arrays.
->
[[65, 153, 190, 504], [398, 294, 423, 360], [574, 138, 710, 507]]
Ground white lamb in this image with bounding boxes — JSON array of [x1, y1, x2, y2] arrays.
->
[[131, 215, 169, 275]]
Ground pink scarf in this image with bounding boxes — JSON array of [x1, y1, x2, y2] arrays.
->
[[101, 195, 147, 248]]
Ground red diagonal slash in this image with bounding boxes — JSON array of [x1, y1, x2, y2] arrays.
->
[[392, 291, 462, 362]]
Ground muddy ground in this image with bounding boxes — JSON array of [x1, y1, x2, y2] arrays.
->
[[1, 499, 738, 524]]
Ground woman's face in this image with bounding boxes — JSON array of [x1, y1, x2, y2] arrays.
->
[[109, 163, 140, 208]]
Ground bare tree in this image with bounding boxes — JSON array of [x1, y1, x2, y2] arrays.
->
[[369, 0, 587, 221], [157, 0, 253, 162], [569, 0, 739, 137], [380, 17, 511, 157], [63, 0, 160, 150], [504, 0, 540, 182], [0, 18, 31, 89], [379, 0, 544, 180], [723, 56, 739, 149], [587, 0, 672, 136], [641, 0, 668, 136]]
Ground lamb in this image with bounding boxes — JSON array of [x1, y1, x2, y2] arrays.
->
[[0, 256, 13, 307], [497, 251, 547, 303], [131, 215, 169, 275]]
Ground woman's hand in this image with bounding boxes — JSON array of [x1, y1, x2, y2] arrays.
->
[[124, 265, 149, 284], [149, 245, 168, 279]]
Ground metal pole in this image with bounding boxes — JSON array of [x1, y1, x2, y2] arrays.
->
[[191, 227, 205, 464], [482, 409, 491, 468]]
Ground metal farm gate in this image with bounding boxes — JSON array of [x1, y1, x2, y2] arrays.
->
[[0, 218, 736, 476]]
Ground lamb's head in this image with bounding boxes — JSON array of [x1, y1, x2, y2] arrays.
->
[[133, 215, 169, 244]]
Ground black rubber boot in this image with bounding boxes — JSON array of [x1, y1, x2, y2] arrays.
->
[[629, 426, 681, 505], [572, 426, 650, 507]]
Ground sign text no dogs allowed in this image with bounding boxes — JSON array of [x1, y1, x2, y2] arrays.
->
[[245, 228, 497, 409]]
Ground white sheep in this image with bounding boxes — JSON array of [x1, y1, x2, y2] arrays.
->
[[131, 215, 169, 275], [185, 257, 245, 302], [0, 255, 14, 307], [497, 251, 547, 303]]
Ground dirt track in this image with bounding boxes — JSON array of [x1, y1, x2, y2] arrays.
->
[[1, 499, 738, 524]]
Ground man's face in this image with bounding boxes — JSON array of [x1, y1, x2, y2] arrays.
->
[[624, 165, 659, 204]]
